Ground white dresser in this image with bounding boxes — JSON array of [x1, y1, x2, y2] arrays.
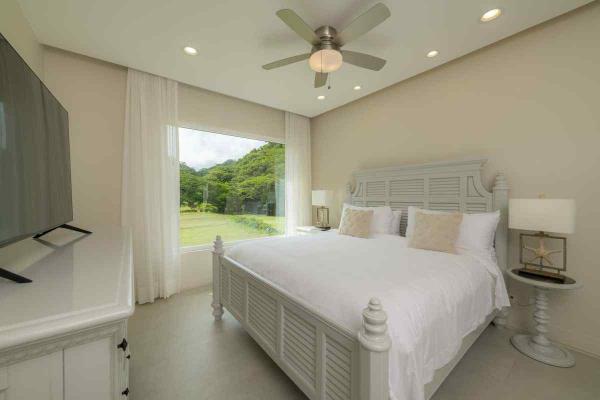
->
[[0, 227, 134, 399]]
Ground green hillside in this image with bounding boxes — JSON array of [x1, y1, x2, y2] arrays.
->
[[180, 142, 285, 216]]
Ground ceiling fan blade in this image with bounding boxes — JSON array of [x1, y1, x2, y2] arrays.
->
[[314, 72, 328, 88], [335, 3, 391, 46], [276, 9, 320, 46], [341, 50, 386, 71], [262, 53, 311, 70]]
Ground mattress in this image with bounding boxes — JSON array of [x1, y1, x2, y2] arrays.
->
[[227, 231, 510, 400]]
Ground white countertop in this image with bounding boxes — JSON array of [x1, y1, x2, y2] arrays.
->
[[0, 227, 134, 351]]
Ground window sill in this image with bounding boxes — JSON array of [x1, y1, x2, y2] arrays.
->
[[180, 235, 285, 254]]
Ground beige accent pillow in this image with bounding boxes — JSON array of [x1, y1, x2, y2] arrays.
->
[[339, 208, 374, 238], [409, 211, 463, 253]]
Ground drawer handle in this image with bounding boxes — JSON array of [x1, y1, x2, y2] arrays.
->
[[117, 338, 128, 352], [122, 387, 129, 396]]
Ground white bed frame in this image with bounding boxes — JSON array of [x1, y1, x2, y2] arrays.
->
[[211, 159, 509, 400]]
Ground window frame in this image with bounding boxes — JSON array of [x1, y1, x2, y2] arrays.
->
[[178, 124, 286, 252], [179, 122, 285, 145], [180, 234, 285, 254]]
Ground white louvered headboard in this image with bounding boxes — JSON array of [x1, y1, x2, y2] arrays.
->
[[348, 159, 509, 271]]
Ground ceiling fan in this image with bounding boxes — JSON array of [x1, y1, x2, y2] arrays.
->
[[262, 3, 391, 88]]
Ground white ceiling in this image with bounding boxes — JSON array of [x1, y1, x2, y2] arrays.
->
[[18, 0, 592, 117]]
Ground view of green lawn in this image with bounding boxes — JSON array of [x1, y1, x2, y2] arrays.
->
[[180, 210, 285, 247]]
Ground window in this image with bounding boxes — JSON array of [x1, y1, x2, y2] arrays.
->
[[179, 128, 285, 247]]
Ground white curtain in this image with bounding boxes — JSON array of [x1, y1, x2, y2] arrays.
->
[[122, 69, 181, 304], [284, 112, 312, 234]]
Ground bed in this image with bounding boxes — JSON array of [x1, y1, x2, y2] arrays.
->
[[210, 159, 510, 400]]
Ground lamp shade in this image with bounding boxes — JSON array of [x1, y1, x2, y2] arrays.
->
[[312, 190, 333, 207], [509, 199, 576, 234]]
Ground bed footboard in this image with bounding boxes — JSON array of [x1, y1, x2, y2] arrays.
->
[[211, 236, 391, 400]]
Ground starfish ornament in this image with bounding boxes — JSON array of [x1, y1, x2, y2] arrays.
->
[[523, 239, 562, 267]]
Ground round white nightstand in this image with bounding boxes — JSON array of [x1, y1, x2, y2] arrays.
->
[[508, 269, 583, 367]]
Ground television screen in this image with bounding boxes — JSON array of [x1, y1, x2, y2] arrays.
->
[[0, 33, 73, 248]]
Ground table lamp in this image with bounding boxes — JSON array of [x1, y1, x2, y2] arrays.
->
[[312, 190, 333, 230], [509, 198, 576, 283]]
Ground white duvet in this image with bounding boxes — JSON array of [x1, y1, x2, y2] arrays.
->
[[227, 231, 510, 400]]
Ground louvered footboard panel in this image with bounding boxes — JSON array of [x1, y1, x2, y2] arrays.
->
[[229, 271, 245, 319], [247, 282, 278, 352], [218, 257, 359, 400], [282, 307, 317, 390], [220, 263, 229, 307], [325, 336, 353, 400]]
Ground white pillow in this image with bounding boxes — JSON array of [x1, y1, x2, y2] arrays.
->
[[390, 210, 402, 235], [342, 204, 394, 234], [406, 206, 500, 257], [457, 211, 501, 257]]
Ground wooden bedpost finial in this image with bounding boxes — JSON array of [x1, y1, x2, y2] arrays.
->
[[358, 298, 391, 352], [213, 235, 224, 255], [358, 298, 391, 400], [212, 235, 224, 320]]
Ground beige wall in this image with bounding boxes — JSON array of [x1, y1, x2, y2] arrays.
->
[[179, 83, 285, 143], [43, 47, 127, 229], [311, 3, 600, 356], [0, 0, 43, 76]]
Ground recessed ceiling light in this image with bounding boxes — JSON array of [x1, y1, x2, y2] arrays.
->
[[353, 85, 361, 91], [183, 46, 198, 56], [480, 8, 501, 22], [317, 95, 325, 100], [426, 50, 439, 58]]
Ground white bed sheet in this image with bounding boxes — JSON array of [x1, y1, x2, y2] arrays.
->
[[227, 231, 510, 400]]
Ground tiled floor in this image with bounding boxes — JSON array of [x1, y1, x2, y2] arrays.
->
[[129, 288, 600, 400]]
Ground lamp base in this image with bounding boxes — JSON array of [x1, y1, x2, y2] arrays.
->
[[316, 206, 330, 230]]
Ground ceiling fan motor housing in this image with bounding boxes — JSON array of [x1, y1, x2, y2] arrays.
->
[[313, 26, 340, 52]]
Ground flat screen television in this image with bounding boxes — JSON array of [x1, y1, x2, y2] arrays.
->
[[0, 33, 82, 282]]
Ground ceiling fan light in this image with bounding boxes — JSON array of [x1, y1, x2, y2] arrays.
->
[[309, 49, 343, 73]]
